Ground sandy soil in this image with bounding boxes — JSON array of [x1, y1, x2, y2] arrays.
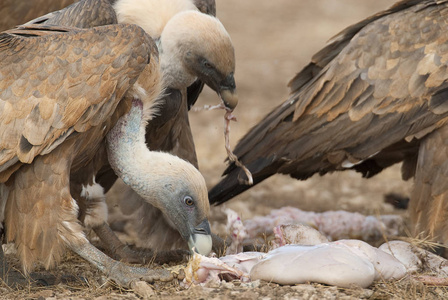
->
[[4, 0, 448, 299]]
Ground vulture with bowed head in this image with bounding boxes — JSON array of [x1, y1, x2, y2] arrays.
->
[[0, 0, 234, 288], [14, 0, 236, 263], [112, 0, 236, 257], [209, 0, 448, 247]]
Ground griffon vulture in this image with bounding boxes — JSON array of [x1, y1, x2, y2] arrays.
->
[[112, 0, 234, 258], [209, 0, 448, 246], [0, 3, 235, 288], [18, 0, 236, 262]]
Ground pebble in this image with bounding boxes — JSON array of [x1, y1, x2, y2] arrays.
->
[[131, 281, 155, 299]]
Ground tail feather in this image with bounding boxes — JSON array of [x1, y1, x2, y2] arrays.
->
[[409, 123, 448, 244]]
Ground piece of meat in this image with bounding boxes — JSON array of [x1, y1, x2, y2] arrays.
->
[[184, 239, 407, 288], [250, 240, 406, 288], [379, 240, 448, 276], [272, 224, 329, 248], [224, 208, 248, 254], [243, 206, 404, 243]]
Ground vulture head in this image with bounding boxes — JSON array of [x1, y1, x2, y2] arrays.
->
[[147, 155, 212, 255], [160, 10, 238, 110]]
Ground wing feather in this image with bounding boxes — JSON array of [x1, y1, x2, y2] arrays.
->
[[193, 0, 216, 16], [0, 24, 154, 177], [0, 0, 77, 31], [25, 0, 117, 29]]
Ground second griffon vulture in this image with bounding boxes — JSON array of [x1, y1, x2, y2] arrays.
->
[[209, 0, 448, 246], [113, 0, 234, 256], [13, 0, 236, 262]]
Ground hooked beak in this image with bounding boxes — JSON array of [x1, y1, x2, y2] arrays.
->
[[218, 73, 238, 110], [187, 219, 212, 256], [220, 89, 238, 111]]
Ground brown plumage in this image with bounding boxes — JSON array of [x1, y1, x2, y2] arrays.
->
[[0, 19, 213, 286], [209, 0, 448, 245], [0, 22, 149, 273]]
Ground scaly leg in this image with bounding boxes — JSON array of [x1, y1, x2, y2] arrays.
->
[[70, 240, 176, 287], [78, 187, 190, 265], [93, 222, 189, 264]]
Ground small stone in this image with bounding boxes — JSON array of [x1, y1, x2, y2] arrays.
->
[[220, 281, 235, 289], [360, 289, 374, 298], [131, 281, 156, 299], [291, 284, 316, 292], [36, 290, 54, 298], [240, 280, 261, 288]]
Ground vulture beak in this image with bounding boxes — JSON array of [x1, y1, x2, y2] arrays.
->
[[187, 218, 213, 256], [220, 89, 238, 111], [218, 73, 238, 110]]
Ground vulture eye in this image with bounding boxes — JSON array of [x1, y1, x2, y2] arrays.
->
[[184, 196, 195, 206], [203, 60, 213, 69]]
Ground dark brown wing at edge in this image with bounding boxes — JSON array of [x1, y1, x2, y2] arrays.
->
[[288, 0, 441, 94], [193, 0, 216, 16], [208, 0, 448, 205], [0, 0, 77, 32], [25, 0, 117, 28]]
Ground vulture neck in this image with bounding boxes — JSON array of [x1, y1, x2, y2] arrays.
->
[[112, 0, 197, 90], [158, 42, 196, 90], [106, 98, 175, 207]]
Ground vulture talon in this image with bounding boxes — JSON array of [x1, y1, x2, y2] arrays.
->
[[70, 241, 175, 287], [109, 264, 174, 287]]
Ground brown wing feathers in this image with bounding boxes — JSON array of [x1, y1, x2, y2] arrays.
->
[[1, 25, 149, 175], [0, 24, 154, 271]]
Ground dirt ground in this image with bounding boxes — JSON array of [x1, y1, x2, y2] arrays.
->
[[4, 0, 448, 299]]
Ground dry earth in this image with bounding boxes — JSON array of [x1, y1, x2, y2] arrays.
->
[[3, 0, 448, 299]]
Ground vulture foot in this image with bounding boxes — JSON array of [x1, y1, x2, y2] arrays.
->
[[93, 222, 189, 264], [211, 233, 230, 256], [107, 261, 175, 287], [70, 240, 178, 288]]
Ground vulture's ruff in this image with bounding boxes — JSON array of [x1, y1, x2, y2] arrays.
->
[[0, 23, 211, 287]]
